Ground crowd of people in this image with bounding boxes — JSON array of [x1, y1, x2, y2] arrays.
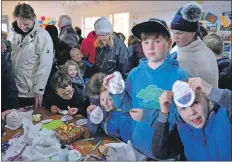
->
[[1, 2, 231, 161]]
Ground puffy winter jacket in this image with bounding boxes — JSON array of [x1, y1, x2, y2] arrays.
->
[[8, 21, 54, 97], [59, 25, 79, 48], [80, 31, 96, 65], [95, 36, 130, 77]]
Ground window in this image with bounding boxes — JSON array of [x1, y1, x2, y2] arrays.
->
[[83, 13, 129, 46], [83, 16, 100, 38], [2, 15, 9, 32]]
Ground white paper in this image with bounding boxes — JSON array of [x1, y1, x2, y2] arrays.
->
[[3, 117, 61, 161], [104, 140, 147, 161]]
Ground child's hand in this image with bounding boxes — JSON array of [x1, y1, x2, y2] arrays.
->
[[103, 74, 115, 90], [68, 108, 78, 115], [1, 110, 12, 119], [87, 105, 96, 115], [51, 105, 60, 114], [188, 77, 212, 96], [159, 91, 173, 114], [129, 108, 143, 121]]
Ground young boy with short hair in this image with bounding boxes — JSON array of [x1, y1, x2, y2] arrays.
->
[[152, 77, 231, 160], [103, 18, 188, 159], [43, 70, 89, 117], [203, 33, 232, 90], [87, 86, 132, 142]]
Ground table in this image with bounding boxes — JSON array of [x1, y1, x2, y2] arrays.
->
[[1, 106, 120, 160]]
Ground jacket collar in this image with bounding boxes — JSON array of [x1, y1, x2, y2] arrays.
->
[[12, 20, 40, 42], [177, 36, 206, 54]]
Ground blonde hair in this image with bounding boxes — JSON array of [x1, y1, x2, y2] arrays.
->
[[62, 60, 81, 76], [94, 34, 114, 48]]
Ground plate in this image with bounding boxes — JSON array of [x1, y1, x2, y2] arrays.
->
[[68, 150, 82, 161], [41, 119, 53, 124]]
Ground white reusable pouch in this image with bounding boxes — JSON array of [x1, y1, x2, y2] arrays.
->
[[109, 71, 125, 95], [90, 106, 103, 124], [172, 80, 195, 108]]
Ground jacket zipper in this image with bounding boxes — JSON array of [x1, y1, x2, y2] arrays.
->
[[104, 114, 111, 135]]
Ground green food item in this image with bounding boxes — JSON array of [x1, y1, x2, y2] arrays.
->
[[41, 120, 64, 130]]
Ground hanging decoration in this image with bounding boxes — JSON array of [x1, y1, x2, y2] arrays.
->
[[204, 12, 218, 24], [38, 16, 57, 28]]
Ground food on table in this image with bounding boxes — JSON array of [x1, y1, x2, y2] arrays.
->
[[56, 123, 85, 144]]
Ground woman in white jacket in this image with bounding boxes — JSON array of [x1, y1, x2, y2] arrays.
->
[[7, 3, 54, 107]]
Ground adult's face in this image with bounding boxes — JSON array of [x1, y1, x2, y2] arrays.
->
[[16, 17, 34, 33]]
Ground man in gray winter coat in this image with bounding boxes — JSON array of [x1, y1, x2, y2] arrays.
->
[[58, 15, 79, 48]]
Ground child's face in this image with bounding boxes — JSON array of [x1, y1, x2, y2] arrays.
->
[[100, 90, 115, 112], [57, 85, 74, 100], [172, 30, 195, 47], [177, 95, 209, 129], [142, 36, 171, 63], [67, 65, 77, 78], [70, 50, 83, 63]]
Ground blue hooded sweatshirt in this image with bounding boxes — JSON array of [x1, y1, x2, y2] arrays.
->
[[177, 107, 232, 160], [87, 108, 132, 143], [112, 55, 188, 159]]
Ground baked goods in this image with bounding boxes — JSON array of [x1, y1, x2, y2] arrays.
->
[[55, 123, 85, 144]]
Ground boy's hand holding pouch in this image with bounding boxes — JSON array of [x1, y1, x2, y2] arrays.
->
[[104, 71, 125, 95], [68, 107, 78, 115]]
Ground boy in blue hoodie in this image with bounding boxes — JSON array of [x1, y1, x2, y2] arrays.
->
[[87, 86, 132, 143], [152, 77, 231, 160], [103, 18, 188, 159]]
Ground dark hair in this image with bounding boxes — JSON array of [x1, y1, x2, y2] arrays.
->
[[200, 26, 208, 39], [128, 35, 140, 46], [117, 32, 126, 42], [50, 70, 72, 93], [141, 32, 170, 41], [75, 26, 82, 35], [13, 3, 36, 20], [45, 25, 58, 39], [86, 72, 106, 97]]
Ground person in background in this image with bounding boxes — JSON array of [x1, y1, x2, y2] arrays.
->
[[203, 33, 232, 90], [1, 54, 19, 111], [117, 32, 126, 42], [7, 3, 53, 107], [74, 26, 84, 45], [70, 48, 98, 83], [43, 70, 89, 117], [199, 26, 208, 39], [170, 3, 219, 88], [151, 77, 231, 160], [103, 18, 188, 160], [45, 25, 71, 66], [80, 30, 97, 65], [87, 86, 132, 142], [128, 35, 145, 68], [1, 31, 12, 63], [94, 16, 130, 78], [58, 15, 79, 48]]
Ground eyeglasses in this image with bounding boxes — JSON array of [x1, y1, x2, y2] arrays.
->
[[60, 88, 74, 98], [97, 33, 109, 37]]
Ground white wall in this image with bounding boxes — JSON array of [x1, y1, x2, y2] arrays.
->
[[2, 1, 71, 29], [68, 1, 231, 35], [2, 1, 231, 34]]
